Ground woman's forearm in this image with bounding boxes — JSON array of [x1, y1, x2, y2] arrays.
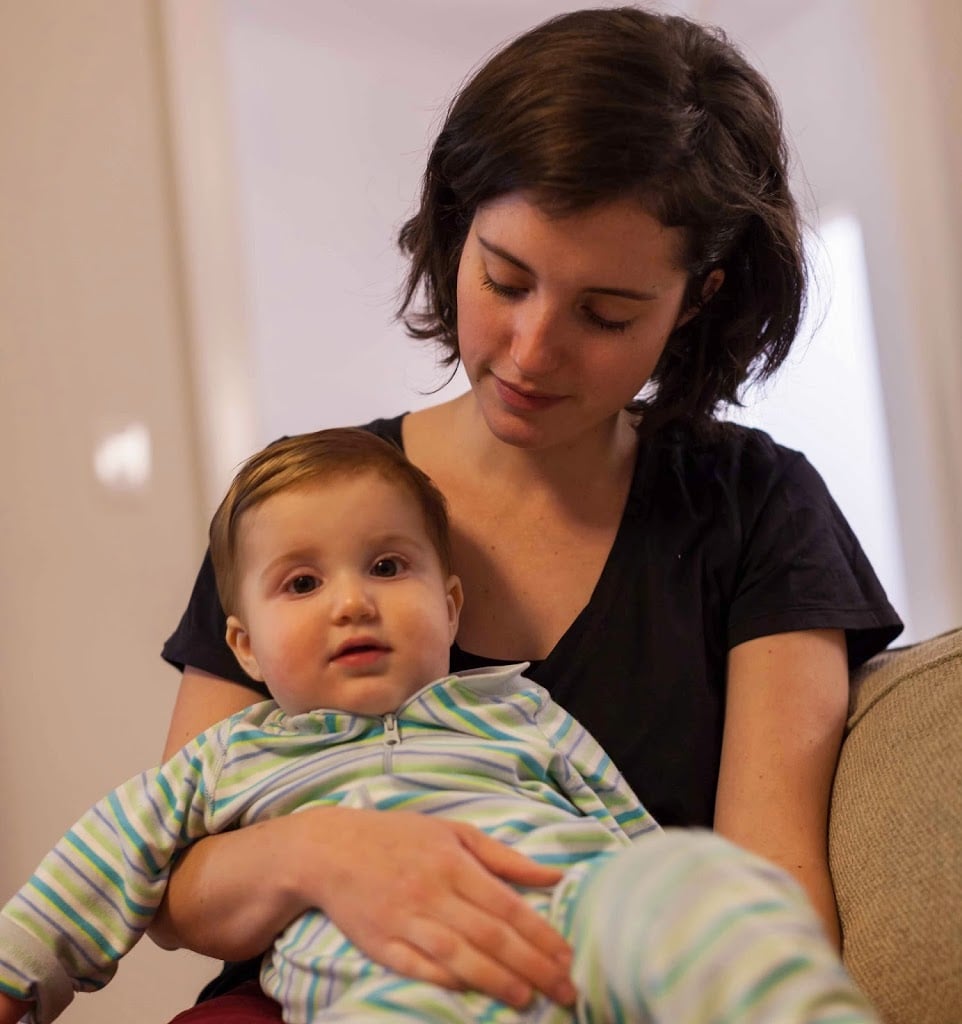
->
[[149, 815, 314, 959]]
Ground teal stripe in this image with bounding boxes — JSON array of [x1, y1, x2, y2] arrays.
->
[[653, 899, 786, 997], [105, 792, 160, 875], [0, 978, 29, 1000], [28, 877, 121, 960], [63, 831, 154, 918], [154, 772, 184, 823], [552, 714, 574, 743], [357, 977, 456, 1019], [433, 687, 516, 741], [722, 956, 809, 1020]]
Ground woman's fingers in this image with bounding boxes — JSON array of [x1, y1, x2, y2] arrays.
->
[[376, 937, 467, 992], [413, 891, 577, 1008], [454, 821, 566, 886], [452, 825, 573, 961], [387, 822, 576, 1006], [400, 914, 534, 1008]]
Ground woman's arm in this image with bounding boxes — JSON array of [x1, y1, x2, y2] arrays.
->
[[160, 666, 262, 760], [151, 667, 576, 1009], [715, 628, 849, 948]]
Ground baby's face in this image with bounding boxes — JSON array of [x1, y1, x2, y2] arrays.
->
[[226, 473, 461, 716]]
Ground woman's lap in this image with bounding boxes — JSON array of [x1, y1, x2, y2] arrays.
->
[[166, 981, 283, 1023]]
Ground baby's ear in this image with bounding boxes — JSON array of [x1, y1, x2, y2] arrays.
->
[[446, 574, 464, 641], [225, 615, 264, 681]]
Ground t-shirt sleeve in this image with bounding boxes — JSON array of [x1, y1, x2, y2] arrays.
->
[[727, 443, 903, 669], [161, 549, 269, 695]]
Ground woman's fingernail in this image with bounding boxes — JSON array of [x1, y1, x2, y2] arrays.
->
[[556, 979, 578, 1005], [509, 983, 532, 1008]]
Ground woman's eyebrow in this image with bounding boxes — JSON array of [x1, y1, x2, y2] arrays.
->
[[478, 235, 533, 274], [477, 235, 657, 301]]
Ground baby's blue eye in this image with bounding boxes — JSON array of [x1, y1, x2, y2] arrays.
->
[[371, 558, 401, 578], [289, 575, 318, 594]]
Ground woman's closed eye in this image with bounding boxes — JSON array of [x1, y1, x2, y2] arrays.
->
[[481, 271, 526, 299], [581, 305, 634, 333], [482, 271, 635, 333]]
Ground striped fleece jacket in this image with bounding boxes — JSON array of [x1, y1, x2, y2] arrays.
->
[[0, 664, 656, 1022]]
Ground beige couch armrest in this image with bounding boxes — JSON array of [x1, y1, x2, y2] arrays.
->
[[830, 627, 962, 1023]]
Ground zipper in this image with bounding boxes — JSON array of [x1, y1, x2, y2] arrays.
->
[[382, 712, 400, 772]]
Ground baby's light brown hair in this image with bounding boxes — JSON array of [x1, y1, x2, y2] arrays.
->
[[209, 428, 452, 616]]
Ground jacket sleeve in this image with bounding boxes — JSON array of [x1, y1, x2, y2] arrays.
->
[[0, 721, 231, 1024], [533, 692, 660, 842]]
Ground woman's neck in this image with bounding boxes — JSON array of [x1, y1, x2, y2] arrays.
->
[[411, 393, 639, 505]]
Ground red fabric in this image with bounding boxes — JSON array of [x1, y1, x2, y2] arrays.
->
[[166, 983, 283, 1023]]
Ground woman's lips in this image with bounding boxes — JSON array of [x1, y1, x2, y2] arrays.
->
[[492, 375, 564, 412]]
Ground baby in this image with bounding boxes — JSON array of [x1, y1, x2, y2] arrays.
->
[[0, 428, 876, 1023]]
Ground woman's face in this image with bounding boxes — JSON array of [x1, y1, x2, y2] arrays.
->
[[456, 192, 696, 451]]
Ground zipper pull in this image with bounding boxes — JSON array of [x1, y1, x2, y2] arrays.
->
[[382, 712, 400, 772], [383, 713, 400, 747]]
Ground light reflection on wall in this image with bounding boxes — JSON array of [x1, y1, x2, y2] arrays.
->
[[92, 422, 152, 493]]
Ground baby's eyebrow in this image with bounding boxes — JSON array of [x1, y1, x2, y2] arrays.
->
[[367, 531, 429, 553], [260, 549, 319, 579]]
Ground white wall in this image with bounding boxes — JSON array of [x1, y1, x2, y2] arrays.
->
[[702, 0, 962, 640], [216, 0, 696, 454], [209, 0, 962, 638]]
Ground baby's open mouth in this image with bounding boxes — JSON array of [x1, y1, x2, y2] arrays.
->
[[331, 640, 390, 663]]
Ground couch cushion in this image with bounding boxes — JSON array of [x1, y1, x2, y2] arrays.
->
[[830, 627, 962, 1023]]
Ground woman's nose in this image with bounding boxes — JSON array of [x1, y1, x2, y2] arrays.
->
[[509, 302, 564, 377]]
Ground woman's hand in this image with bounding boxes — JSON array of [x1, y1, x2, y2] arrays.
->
[[305, 807, 576, 1008]]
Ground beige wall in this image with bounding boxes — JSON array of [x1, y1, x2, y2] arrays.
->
[[0, 1, 219, 1018]]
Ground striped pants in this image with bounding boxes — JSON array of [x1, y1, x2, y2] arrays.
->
[[253, 829, 878, 1022]]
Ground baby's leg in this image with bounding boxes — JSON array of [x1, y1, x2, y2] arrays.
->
[[561, 830, 879, 1024]]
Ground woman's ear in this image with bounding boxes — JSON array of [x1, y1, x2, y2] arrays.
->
[[445, 574, 464, 643], [226, 615, 265, 681], [675, 268, 725, 329]]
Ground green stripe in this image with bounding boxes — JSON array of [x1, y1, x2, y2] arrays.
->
[[27, 877, 122, 960]]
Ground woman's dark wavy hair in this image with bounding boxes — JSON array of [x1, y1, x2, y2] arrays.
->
[[397, 6, 807, 434]]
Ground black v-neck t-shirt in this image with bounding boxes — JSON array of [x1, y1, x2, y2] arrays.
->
[[162, 413, 902, 1002], [164, 412, 901, 828]]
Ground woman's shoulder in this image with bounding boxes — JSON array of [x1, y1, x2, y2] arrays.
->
[[356, 412, 408, 448], [652, 416, 800, 466], [635, 417, 814, 515]]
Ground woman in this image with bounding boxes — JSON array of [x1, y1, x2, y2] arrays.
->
[[155, 7, 902, 1019]]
